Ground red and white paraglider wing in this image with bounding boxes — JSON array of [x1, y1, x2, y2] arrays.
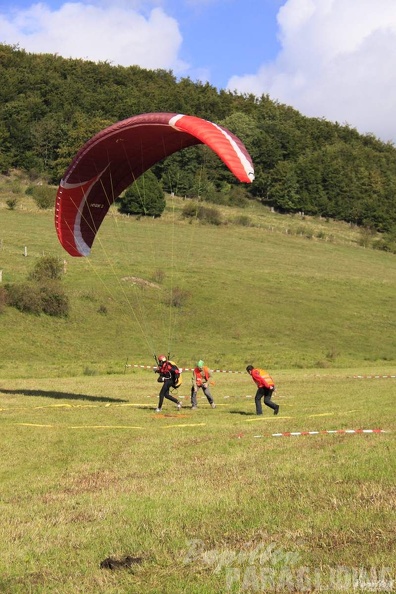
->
[[169, 114, 254, 184], [55, 112, 255, 257]]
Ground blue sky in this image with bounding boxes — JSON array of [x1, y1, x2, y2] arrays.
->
[[1, 0, 396, 143]]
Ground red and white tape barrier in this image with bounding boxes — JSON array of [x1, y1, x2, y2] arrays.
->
[[126, 364, 395, 378], [126, 364, 245, 374], [266, 429, 386, 438], [353, 374, 396, 379]]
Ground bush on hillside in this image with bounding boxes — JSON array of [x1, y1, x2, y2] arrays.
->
[[373, 231, 396, 254], [228, 186, 250, 208], [181, 202, 222, 225], [233, 215, 252, 227], [5, 257, 69, 317], [6, 197, 18, 210], [39, 282, 69, 317], [165, 287, 191, 308], [5, 282, 43, 315], [28, 255, 64, 282], [5, 281, 69, 317], [26, 184, 56, 209]]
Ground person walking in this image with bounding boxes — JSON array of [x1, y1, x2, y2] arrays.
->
[[246, 365, 279, 416], [155, 355, 182, 412], [191, 360, 216, 410]]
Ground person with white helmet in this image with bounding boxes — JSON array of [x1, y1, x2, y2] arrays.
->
[[191, 360, 216, 410], [154, 355, 182, 412]]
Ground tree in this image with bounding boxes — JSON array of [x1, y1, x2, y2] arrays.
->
[[118, 170, 166, 217], [268, 161, 301, 212]]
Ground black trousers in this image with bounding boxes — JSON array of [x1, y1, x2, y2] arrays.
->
[[158, 379, 179, 408], [255, 386, 277, 415]]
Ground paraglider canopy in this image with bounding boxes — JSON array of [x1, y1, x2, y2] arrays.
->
[[55, 112, 255, 257]]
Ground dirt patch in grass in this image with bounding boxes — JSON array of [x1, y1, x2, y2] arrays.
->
[[121, 276, 160, 289]]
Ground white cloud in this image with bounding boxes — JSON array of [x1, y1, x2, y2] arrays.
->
[[227, 0, 396, 142], [0, 2, 188, 73]]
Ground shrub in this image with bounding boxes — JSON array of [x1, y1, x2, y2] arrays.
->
[[207, 191, 229, 205], [165, 287, 191, 308], [202, 206, 222, 226], [6, 197, 18, 210], [152, 269, 165, 284], [358, 227, 375, 248], [234, 215, 252, 227], [26, 184, 56, 209], [5, 280, 69, 317], [373, 230, 396, 254], [181, 202, 199, 219], [28, 256, 64, 282], [5, 282, 43, 314], [228, 186, 249, 208], [181, 202, 222, 226], [39, 282, 69, 317]]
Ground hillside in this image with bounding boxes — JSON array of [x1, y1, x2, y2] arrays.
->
[[1, 174, 395, 378], [1, 42, 396, 237]]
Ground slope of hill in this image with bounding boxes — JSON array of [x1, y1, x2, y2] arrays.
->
[[1, 177, 395, 379]]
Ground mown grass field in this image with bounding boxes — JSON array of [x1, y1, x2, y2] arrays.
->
[[0, 371, 395, 593], [0, 173, 395, 592]]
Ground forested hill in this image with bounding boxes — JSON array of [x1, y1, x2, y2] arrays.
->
[[1, 42, 396, 236]]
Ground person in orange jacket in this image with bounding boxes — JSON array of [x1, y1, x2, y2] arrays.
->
[[191, 360, 216, 410], [246, 365, 279, 416]]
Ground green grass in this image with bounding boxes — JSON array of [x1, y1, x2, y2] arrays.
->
[[0, 370, 394, 593], [0, 174, 395, 592], [0, 179, 395, 376]]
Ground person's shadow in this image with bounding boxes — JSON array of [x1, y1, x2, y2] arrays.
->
[[0, 388, 127, 403], [229, 409, 256, 416]]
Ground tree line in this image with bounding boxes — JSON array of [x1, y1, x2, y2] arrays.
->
[[1, 43, 396, 241]]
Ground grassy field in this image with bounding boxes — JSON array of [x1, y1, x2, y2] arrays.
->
[[0, 173, 395, 592], [0, 370, 395, 593], [1, 173, 395, 376]]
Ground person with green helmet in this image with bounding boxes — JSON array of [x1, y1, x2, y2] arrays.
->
[[191, 360, 216, 410]]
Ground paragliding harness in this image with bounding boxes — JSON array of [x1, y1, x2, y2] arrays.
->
[[154, 355, 182, 390]]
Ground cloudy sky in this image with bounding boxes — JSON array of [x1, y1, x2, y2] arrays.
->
[[1, 0, 396, 143]]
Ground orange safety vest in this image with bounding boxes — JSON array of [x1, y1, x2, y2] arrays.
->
[[193, 366, 210, 386], [251, 368, 275, 389]]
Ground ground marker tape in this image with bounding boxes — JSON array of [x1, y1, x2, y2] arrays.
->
[[15, 423, 144, 429], [17, 423, 56, 428], [246, 416, 292, 422], [162, 423, 206, 428], [70, 425, 143, 429], [269, 429, 387, 437], [353, 374, 395, 379]]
